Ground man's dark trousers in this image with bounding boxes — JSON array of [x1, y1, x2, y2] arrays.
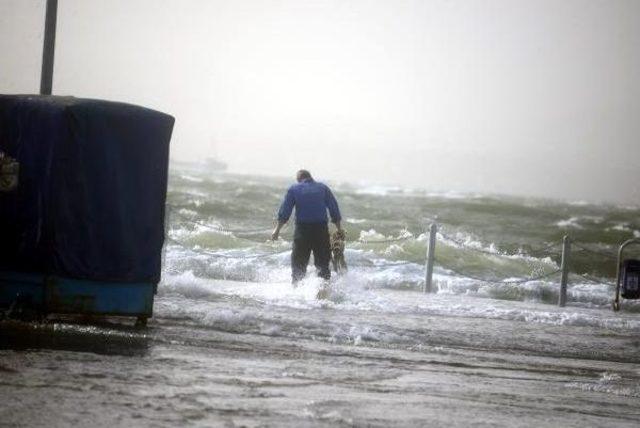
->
[[292, 223, 331, 283]]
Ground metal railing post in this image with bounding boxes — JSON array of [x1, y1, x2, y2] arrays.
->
[[558, 235, 571, 307], [424, 223, 437, 293], [613, 237, 640, 311]]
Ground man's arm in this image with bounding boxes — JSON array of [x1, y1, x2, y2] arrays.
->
[[272, 187, 295, 240], [271, 220, 286, 241], [325, 186, 342, 231]]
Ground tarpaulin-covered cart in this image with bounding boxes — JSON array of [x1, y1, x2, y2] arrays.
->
[[0, 95, 174, 325]]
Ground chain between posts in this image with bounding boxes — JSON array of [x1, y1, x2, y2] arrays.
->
[[571, 242, 618, 260], [357, 235, 413, 244], [172, 210, 275, 236], [435, 261, 562, 285], [573, 273, 615, 287], [437, 231, 562, 258]]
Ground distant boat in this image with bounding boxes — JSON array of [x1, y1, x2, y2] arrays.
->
[[203, 156, 228, 172]]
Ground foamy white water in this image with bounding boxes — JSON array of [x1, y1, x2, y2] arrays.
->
[[3, 168, 640, 426]]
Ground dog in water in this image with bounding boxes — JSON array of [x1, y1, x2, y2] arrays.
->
[[316, 229, 347, 300], [330, 229, 348, 274]]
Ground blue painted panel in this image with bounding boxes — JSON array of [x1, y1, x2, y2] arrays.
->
[[47, 277, 154, 316], [0, 271, 154, 316]]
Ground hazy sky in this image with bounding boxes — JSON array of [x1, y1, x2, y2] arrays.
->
[[1, 0, 639, 204]]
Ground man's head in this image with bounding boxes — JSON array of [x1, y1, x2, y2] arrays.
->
[[296, 169, 313, 182]]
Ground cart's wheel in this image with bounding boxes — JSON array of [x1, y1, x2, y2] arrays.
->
[[612, 301, 620, 312], [135, 316, 148, 327]]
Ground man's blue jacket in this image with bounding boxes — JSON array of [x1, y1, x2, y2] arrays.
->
[[277, 179, 341, 224]]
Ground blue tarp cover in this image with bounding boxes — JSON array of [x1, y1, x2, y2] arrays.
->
[[0, 95, 174, 283]]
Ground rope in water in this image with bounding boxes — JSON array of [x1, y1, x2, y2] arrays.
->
[[357, 235, 413, 244], [171, 210, 275, 235], [167, 234, 596, 286], [172, 209, 414, 244], [166, 212, 616, 286], [437, 232, 510, 256], [572, 273, 615, 287], [166, 236, 290, 259], [571, 242, 618, 260], [434, 258, 561, 285], [437, 231, 562, 258], [348, 259, 417, 268]]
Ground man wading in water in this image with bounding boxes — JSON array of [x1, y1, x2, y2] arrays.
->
[[272, 170, 342, 284]]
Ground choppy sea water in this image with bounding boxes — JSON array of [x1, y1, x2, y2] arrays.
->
[[1, 162, 640, 427]]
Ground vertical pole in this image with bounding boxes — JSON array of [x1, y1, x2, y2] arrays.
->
[[40, 0, 58, 95], [424, 223, 437, 293], [558, 235, 571, 307]]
